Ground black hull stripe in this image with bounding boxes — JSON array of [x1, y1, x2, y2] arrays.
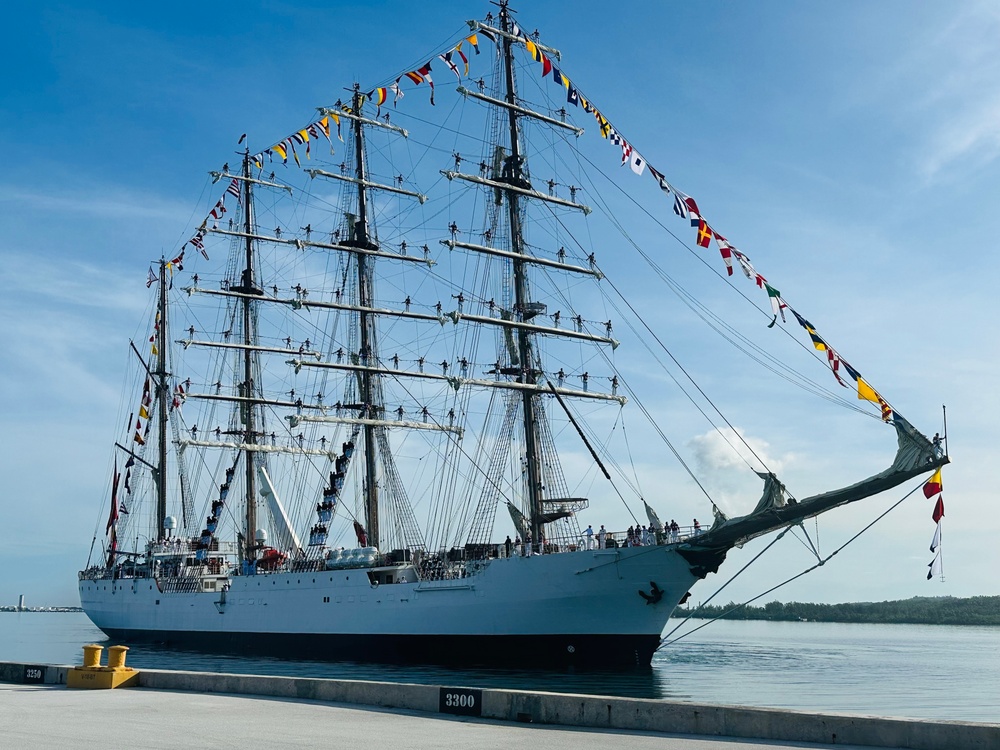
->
[[99, 629, 660, 670]]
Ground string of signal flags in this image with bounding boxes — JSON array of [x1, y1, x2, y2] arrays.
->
[[173, 13, 898, 426]]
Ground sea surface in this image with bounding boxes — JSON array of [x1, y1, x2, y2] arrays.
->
[[2, 612, 997, 723]]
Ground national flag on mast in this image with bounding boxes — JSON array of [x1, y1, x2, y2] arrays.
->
[[146, 268, 158, 288], [106, 526, 117, 569], [923, 468, 943, 498], [106, 460, 120, 533]]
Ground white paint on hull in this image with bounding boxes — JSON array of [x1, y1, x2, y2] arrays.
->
[[80, 546, 700, 639]]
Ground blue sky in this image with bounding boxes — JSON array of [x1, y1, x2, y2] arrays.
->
[[1, 1, 997, 608]]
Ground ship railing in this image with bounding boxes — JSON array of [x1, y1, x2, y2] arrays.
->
[[489, 525, 706, 556], [159, 577, 203, 593], [79, 567, 113, 581]]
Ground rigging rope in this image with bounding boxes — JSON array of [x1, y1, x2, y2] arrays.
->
[[659, 480, 925, 648]]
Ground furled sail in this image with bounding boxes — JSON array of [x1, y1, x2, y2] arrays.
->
[[679, 415, 949, 576]]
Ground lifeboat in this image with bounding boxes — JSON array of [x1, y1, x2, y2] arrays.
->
[[257, 546, 287, 571]]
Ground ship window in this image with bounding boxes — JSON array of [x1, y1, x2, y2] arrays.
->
[[155, 600, 160, 605]]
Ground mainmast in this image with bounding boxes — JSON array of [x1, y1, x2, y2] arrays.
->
[[499, 3, 545, 545], [230, 151, 263, 561], [345, 84, 381, 549], [155, 257, 169, 539]]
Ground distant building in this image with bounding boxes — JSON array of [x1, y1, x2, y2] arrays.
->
[[18, 595, 25, 612]]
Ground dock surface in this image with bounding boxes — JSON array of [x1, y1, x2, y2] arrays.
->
[[0, 683, 870, 750], [2, 660, 996, 750]]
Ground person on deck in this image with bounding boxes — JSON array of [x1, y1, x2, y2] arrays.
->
[[597, 525, 607, 549], [584, 524, 594, 550]]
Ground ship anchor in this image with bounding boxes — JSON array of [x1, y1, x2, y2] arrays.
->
[[638, 581, 663, 605]]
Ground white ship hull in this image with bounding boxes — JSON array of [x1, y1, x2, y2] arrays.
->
[[80, 545, 700, 668]]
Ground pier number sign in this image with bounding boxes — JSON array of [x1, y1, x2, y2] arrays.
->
[[439, 687, 482, 717], [22, 665, 45, 684]]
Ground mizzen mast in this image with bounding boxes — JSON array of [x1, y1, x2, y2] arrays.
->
[[155, 257, 169, 539]]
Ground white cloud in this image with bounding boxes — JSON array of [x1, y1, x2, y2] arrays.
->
[[687, 427, 796, 515], [0, 183, 190, 222]]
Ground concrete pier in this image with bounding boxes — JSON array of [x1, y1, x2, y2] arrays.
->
[[1, 661, 996, 750]]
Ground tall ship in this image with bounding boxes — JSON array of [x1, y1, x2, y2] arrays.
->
[[80, 3, 948, 669]]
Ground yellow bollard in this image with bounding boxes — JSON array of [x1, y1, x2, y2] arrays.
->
[[68, 644, 138, 690], [107, 645, 129, 669], [81, 644, 103, 668]]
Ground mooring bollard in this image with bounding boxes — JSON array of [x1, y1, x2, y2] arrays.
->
[[81, 644, 104, 669], [106, 646, 129, 669], [67, 644, 138, 690]]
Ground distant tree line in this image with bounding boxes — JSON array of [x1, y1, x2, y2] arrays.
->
[[677, 596, 1000, 626]]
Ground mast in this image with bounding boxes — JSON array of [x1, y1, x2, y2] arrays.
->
[[155, 257, 169, 539], [499, 2, 546, 546], [346, 84, 381, 549], [230, 151, 262, 561]]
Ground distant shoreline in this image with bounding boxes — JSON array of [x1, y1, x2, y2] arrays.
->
[[6, 595, 998, 626], [678, 595, 1000, 626]]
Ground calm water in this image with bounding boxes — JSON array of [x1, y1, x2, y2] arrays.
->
[[2, 612, 997, 723]]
